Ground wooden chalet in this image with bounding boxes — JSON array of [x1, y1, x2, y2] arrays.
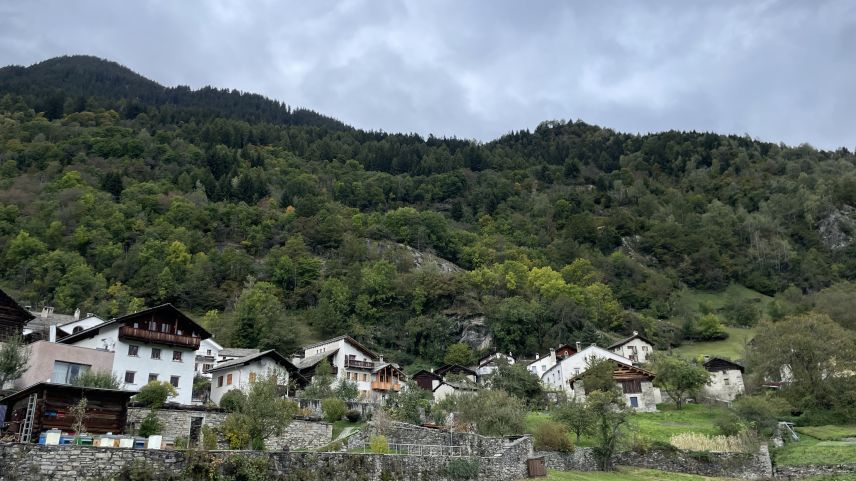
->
[[412, 370, 443, 391], [1, 383, 138, 440], [0, 289, 34, 342], [371, 363, 405, 392], [434, 364, 478, 380]]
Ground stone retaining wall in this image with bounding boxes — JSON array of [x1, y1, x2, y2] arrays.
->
[[126, 407, 331, 450], [536, 444, 773, 480], [346, 421, 506, 457], [775, 463, 856, 479], [0, 439, 532, 481]]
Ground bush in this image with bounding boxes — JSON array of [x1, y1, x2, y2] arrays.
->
[[714, 412, 746, 436], [444, 458, 480, 480], [201, 425, 218, 450], [222, 413, 251, 449], [72, 370, 121, 389], [345, 409, 361, 423], [321, 397, 348, 423], [219, 389, 247, 412], [369, 435, 390, 454], [135, 381, 177, 408], [454, 389, 526, 436], [220, 454, 269, 481], [137, 410, 162, 437], [533, 420, 574, 452], [733, 395, 790, 436]]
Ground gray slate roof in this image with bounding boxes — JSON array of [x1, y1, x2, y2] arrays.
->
[[208, 349, 295, 373], [293, 349, 338, 370], [218, 348, 260, 358]]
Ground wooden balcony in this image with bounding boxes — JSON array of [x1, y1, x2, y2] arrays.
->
[[344, 359, 375, 370], [371, 381, 401, 391], [118, 326, 200, 350]]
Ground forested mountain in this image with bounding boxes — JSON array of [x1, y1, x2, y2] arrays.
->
[[2, 55, 856, 366]]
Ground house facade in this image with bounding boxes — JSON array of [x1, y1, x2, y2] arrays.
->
[[58, 304, 211, 405], [541, 345, 635, 394], [475, 352, 515, 378], [608, 331, 655, 364], [432, 379, 479, 402], [701, 357, 745, 402], [14, 340, 115, 389], [208, 350, 295, 405], [194, 338, 223, 378], [569, 361, 660, 412]]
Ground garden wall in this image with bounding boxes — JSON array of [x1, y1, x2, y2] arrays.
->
[[345, 421, 506, 456], [775, 463, 856, 479], [0, 438, 532, 481], [536, 444, 773, 480], [126, 407, 331, 450]]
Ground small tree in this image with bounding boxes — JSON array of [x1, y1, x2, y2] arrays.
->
[[72, 370, 121, 389], [488, 359, 545, 407], [443, 343, 474, 367], [385, 382, 430, 425], [223, 374, 298, 449], [135, 381, 177, 408], [138, 410, 162, 437], [70, 397, 87, 440], [581, 358, 617, 394], [651, 355, 709, 409], [0, 335, 29, 388], [454, 389, 526, 436], [302, 361, 334, 399], [219, 389, 247, 412], [334, 379, 359, 402], [587, 389, 629, 471], [533, 420, 574, 452], [321, 397, 348, 423], [192, 375, 211, 402], [554, 398, 592, 442]]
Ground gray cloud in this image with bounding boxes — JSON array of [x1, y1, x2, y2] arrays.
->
[[0, 0, 854, 149]]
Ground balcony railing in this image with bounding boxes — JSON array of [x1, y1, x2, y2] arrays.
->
[[119, 326, 200, 350], [371, 381, 401, 391], [344, 359, 375, 370]]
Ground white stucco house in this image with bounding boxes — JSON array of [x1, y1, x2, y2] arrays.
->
[[607, 331, 655, 364], [700, 356, 745, 402], [432, 379, 480, 403], [541, 344, 635, 394], [57, 304, 212, 405], [208, 350, 297, 405], [475, 352, 515, 378], [194, 338, 224, 378], [292, 335, 404, 402]]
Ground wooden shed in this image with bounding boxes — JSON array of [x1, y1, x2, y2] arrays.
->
[[0, 288, 34, 342], [1, 382, 138, 440]]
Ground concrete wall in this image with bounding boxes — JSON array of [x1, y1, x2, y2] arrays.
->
[[15, 341, 114, 388], [0, 438, 532, 481], [126, 407, 332, 451]]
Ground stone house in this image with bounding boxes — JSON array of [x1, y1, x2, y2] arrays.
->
[[208, 350, 297, 405], [608, 331, 655, 364], [700, 356, 745, 402], [569, 361, 660, 412]]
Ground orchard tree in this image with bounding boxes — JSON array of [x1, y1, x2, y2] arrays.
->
[[651, 355, 709, 409]]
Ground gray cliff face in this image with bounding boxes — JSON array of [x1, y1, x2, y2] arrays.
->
[[818, 205, 856, 250]]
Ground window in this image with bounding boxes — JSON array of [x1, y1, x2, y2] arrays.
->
[[249, 372, 257, 383], [125, 371, 136, 384], [128, 345, 139, 357], [361, 373, 368, 382], [621, 379, 642, 394], [227, 373, 233, 385], [161, 323, 170, 333], [642, 346, 649, 352], [217, 376, 224, 387], [723, 376, 730, 385], [203, 363, 213, 372], [629, 396, 639, 408], [173, 351, 182, 362], [151, 348, 161, 360], [148, 373, 158, 382], [72, 326, 83, 334], [170, 376, 180, 388], [51, 361, 90, 384], [206, 349, 212, 355]]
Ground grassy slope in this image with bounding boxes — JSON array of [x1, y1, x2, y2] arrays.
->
[[776, 426, 856, 465], [669, 284, 769, 361], [542, 467, 742, 481], [795, 425, 856, 441]]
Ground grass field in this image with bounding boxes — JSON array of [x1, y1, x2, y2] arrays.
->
[[671, 326, 756, 361], [541, 467, 742, 481], [331, 420, 364, 440], [795, 425, 856, 441], [775, 435, 856, 465]]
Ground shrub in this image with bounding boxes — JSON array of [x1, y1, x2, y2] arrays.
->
[[533, 420, 574, 453], [454, 389, 526, 436], [444, 458, 480, 480], [327, 439, 343, 452], [669, 432, 755, 453], [219, 389, 247, 412], [346, 409, 361, 423], [201, 425, 218, 450], [321, 397, 348, 423], [220, 454, 269, 481], [222, 413, 251, 449], [137, 410, 162, 437], [174, 436, 188, 450], [733, 395, 790, 436], [72, 370, 121, 389], [714, 412, 746, 436], [370, 435, 390, 454], [135, 381, 178, 408]]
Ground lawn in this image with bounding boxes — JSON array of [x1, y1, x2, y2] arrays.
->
[[540, 467, 741, 481], [795, 425, 856, 441], [331, 420, 365, 440], [775, 434, 856, 465], [671, 326, 756, 361]]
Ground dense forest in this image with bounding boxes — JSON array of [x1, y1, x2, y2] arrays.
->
[[2, 55, 856, 367]]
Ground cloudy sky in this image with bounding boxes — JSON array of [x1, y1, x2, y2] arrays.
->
[[0, 0, 853, 149]]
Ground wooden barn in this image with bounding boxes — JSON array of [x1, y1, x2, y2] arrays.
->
[[1, 382, 137, 441], [0, 288, 34, 342]]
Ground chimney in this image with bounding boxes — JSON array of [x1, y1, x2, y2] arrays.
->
[[632, 330, 638, 336], [535, 353, 540, 360], [575, 341, 582, 352], [49, 324, 57, 343], [379, 355, 384, 363], [73, 308, 81, 320], [41, 306, 54, 318]]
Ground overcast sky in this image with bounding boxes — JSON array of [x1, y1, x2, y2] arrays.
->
[[0, 1, 854, 149]]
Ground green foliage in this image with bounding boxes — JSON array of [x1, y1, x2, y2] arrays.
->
[[533, 419, 575, 452], [72, 370, 121, 389], [581, 358, 618, 395], [219, 454, 270, 481], [0, 335, 29, 388], [444, 458, 480, 480], [345, 410, 361, 423], [333, 379, 359, 402], [587, 389, 630, 471], [222, 412, 251, 449], [301, 361, 334, 400], [201, 424, 218, 450], [138, 409, 162, 437], [219, 389, 247, 412], [453, 389, 526, 436], [488, 359, 545, 407], [732, 395, 791, 436], [651, 355, 709, 409], [192, 375, 211, 403], [690, 314, 729, 341], [554, 398, 592, 442], [714, 411, 746, 436], [369, 435, 390, 454], [443, 343, 474, 367], [70, 397, 87, 436], [321, 397, 348, 423], [385, 382, 431, 425], [135, 381, 177, 408]]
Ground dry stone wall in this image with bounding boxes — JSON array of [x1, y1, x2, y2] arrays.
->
[[346, 421, 506, 456]]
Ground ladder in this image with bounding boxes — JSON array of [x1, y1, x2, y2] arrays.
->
[[19, 393, 37, 443]]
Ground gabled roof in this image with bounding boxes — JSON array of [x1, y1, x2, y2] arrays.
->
[[57, 304, 212, 345], [208, 349, 296, 373], [372, 362, 404, 375], [302, 335, 379, 360], [433, 380, 479, 392], [608, 331, 655, 350], [434, 364, 478, 378], [703, 357, 745, 373], [411, 369, 443, 380], [568, 359, 655, 384], [0, 289, 35, 325], [219, 348, 260, 358], [294, 349, 339, 370]]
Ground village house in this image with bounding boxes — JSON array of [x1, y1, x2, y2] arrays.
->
[[413, 364, 480, 401], [474, 352, 515, 378], [13, 340, 115, 390], [0, 289, 33, 344], [700, 356, 745, 402], [526, 344, 577, 379], [208, 350, 297, 405], [541, 343, 635, 393], [57, 304, 212, 405], [568, 360, 660, 412], [194, 338, 223, 378], [432, 379, 479, 402], [607, 331, 655, 364]]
